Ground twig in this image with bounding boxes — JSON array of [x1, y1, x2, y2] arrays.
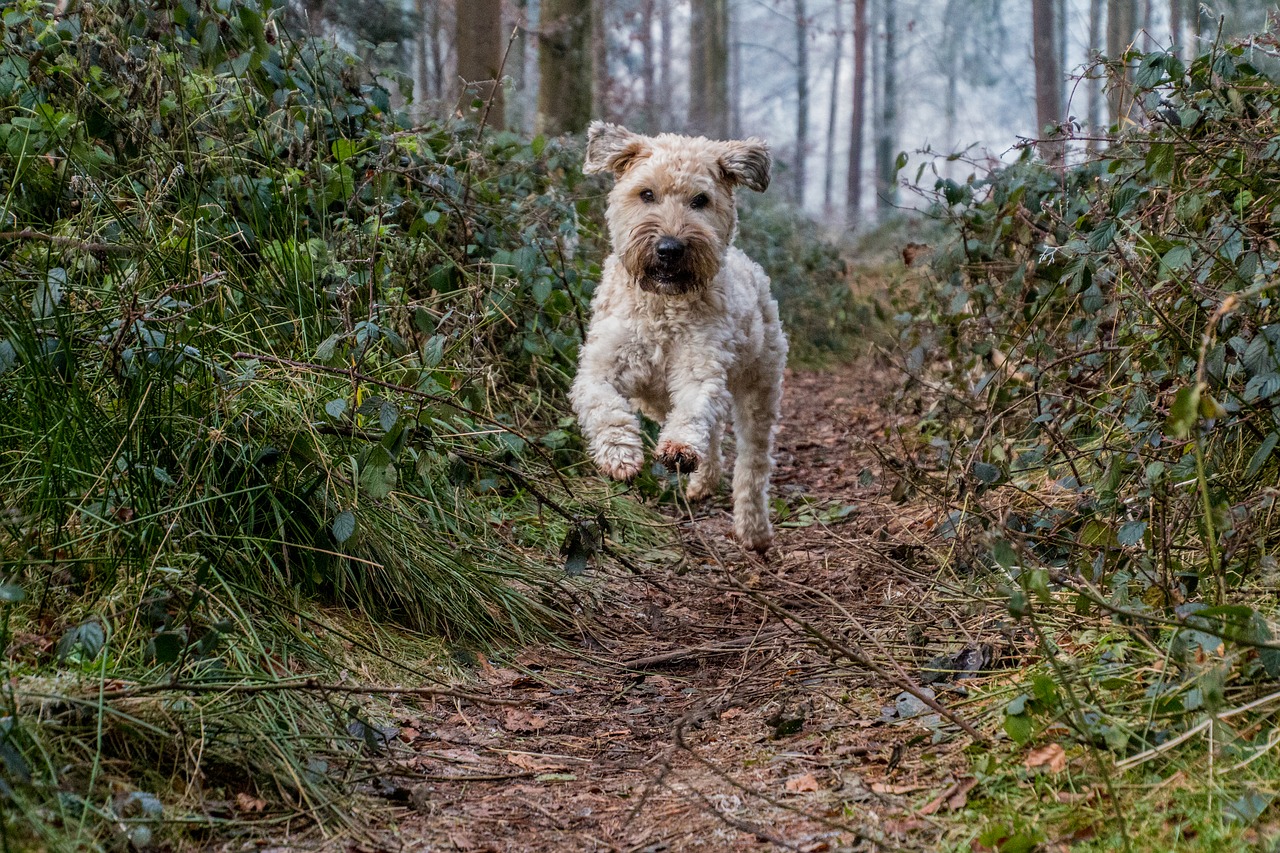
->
[[81, 678, 523, 706], [620, 629, 787, 668], [0, 229, 139, 255]]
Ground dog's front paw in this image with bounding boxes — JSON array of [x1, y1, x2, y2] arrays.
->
[[656, 439, 701, 474], [594, 436, 644, 482]]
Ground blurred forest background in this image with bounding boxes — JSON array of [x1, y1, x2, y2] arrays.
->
[[295, 0, 1273, 222]]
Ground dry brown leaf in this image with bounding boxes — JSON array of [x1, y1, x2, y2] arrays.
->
[[235, 791, 267, 812], [506, 752, 569, 772], [918, 777, 977, 815], [502, 708, 549, 732], [871, 782, 925, 795], [785, 772, 821, 793], [1024, 742, 1068, 773], [399, 726, 420, 743]]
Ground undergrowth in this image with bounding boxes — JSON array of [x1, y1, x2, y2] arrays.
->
[[0, 0, 663, 847], [899, 33, 1280, 849]]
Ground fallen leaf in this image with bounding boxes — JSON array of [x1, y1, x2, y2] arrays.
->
[[1024, 742, 1068, 774], [235, 791, 267, 812], [919, 777, 977, 815], [785, 772, 821, 793], [871, 782, 925, 795], [502, 708, 549, 732], [399, 726, 420, 743], [507, 752, 569, 772]]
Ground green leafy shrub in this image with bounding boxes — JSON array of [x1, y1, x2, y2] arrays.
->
[[903, 40, 1280, 845]]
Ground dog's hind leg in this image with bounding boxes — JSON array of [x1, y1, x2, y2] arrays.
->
[[730, 371, 782, 553]]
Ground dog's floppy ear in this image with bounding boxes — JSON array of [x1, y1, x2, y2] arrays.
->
[[584, 121, 650, 177], [719, 138, 771, 193]]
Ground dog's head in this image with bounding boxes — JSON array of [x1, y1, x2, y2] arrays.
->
[[584, 121, 771, 296]]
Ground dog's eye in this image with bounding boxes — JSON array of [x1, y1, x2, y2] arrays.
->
[[690, 193, 710, 210], [639, 189, 656, 203]]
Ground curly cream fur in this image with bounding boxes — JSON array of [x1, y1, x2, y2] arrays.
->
[[572, 123, 788, 552]]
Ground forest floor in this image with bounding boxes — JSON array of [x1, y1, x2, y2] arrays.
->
[[351, 358, 1000, 852]]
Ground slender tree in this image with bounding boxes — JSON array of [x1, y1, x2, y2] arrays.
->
[[689, 0, 730, 138], [822, 0, 844, 214], [874, 0, 897, 209], [1169, 0, 1183, 60], [658, 0, 672, 128], [413, 0, 430, 118], [1107, 0, 1137, 127], [1086, 0, 1104, 150], [456, 0, 505, 128], [1033, 0, 1064, 164], [640, 0, 657, 130], [846, 0, 867, 224], [592, 0, 610, 120], [538, 0, 592, 133], [793, 0, 809, 203]]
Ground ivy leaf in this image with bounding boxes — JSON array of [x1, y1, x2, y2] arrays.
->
[[1245, 374, 1280, 402], [32, 268, 65, 319], [1159, 243, 1193, 277], [315, 332, 342, 361], [1247, 432, 1278, 478], [57, 620, 105, 663], [1117, 520, 1148, 547], [332, 510, 356, 544], [325, 398, 348, 419], [379, 401, 399, 433]]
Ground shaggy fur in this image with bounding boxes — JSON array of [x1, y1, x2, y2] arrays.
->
[[571, 121, 788, 552]]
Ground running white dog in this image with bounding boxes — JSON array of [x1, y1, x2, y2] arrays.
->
[[571, 121, 788, 552]]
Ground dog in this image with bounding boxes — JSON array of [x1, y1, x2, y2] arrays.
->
[[571, 121, 788, 552]]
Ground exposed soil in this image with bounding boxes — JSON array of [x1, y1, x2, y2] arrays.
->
[[370, 360, 989, 852]]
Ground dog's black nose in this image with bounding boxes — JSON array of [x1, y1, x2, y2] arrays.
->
[[656, 237, 686, 262]]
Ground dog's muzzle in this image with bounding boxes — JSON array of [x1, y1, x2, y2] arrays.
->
[[641, 236, 698, 294]]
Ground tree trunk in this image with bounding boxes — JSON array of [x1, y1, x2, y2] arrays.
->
[[730, 5, 742, 136], [592, 0, 609, 121], [537, 0, 591, 134], [457, 0, 505, 129], [640, 0, 657, 130], [874, 0, 897, 209], [793, 0, 809, 204], [1058, 0, 1068, 115], [689, 0, 729, 138], [1086, 0, 1103, 150], [846, 0, 867, 225], [658, 0, 672, 127], [1033, 0, 1064, 164], [1106, 0, 1136, 127], [1169, 0, 1182, 60], [822, 0, 843, 214], [414, 0, 431, 119], [431, 0, 448, 100]]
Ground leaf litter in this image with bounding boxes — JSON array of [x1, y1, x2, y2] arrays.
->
[[365, 360, 1009, 851]]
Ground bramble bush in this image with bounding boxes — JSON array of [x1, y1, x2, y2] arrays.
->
[[902, 35, 1280, 846]]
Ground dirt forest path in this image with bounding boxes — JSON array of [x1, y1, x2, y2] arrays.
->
[[388, 359, 977, 852]]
